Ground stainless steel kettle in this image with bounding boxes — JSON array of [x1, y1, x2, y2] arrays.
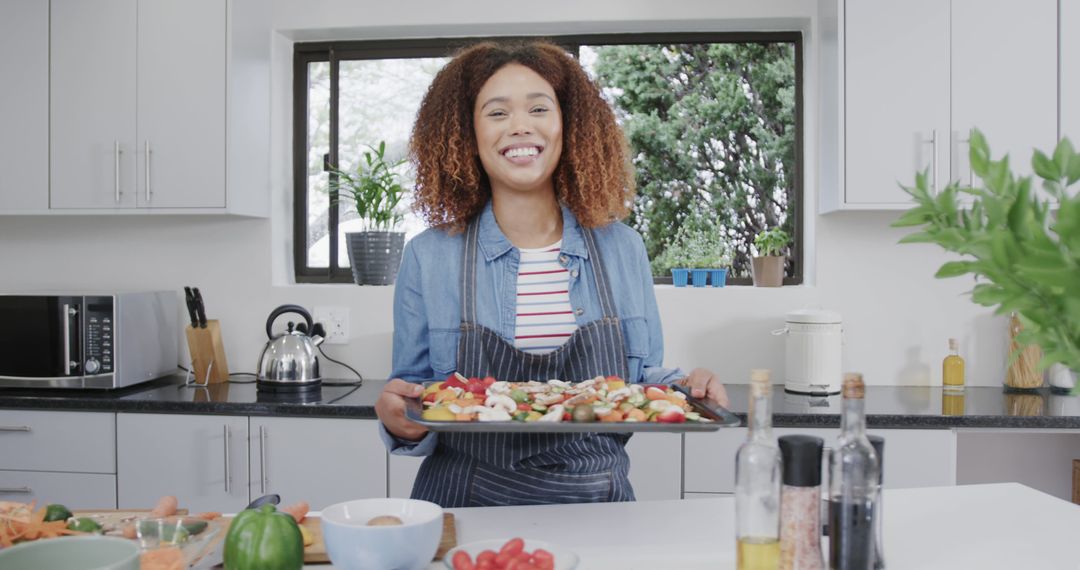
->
[[256, 304, 324, 391]]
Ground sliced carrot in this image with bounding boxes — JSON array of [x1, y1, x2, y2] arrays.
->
[[149, 495, 178, 517], [280, 501, 309, 524], [193, 511, 222, 520], [121, 523, 137, 539], [140, 546, 185, 570]]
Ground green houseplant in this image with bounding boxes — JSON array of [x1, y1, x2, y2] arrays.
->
[[651, 225, 732, 287], [328, 141, 407, 286], [893, 130, 1080, 394], [751, 227, 789, 287]]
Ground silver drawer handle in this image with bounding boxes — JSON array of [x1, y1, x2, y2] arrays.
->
[[0, 487, 32, 494], [0, 426, 32, 432], [259, 425, 268, 494], [144, 140, 151, 202], [114, 141, 122, 202], [223, 425, 231, 494]]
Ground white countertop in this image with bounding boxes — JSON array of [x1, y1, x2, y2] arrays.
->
[[297, 483, 1079, 570]]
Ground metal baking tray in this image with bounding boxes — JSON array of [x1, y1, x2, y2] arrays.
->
[[404, 383, 741, 433]]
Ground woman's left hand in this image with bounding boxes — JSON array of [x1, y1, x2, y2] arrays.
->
[[676, 368, 729, 408]]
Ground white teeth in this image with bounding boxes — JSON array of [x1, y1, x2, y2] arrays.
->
[[504, 147, 540, 158]]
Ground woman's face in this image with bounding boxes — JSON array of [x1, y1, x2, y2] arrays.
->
[[473, 63, 563, 196]]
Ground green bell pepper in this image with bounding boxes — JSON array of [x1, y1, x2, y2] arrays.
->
[[223, 504, 303, 570]]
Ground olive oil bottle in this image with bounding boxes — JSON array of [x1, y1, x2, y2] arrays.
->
[[736, 370, 782, 569], [942, 338, 965, 391]]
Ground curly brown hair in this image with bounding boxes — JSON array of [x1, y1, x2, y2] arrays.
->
[[409, 40, 634, 232]]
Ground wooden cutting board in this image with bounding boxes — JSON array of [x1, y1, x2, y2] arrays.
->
[[216, 512, 456, 564]]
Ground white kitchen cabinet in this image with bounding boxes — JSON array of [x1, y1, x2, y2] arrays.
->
[[842, 0, 949, 207], [1063, 0, 1080, 142], [117, 413, 249, 514], [388, 454, 423, 499], [950, 0, 1057, 185], [0, 410, 115, 473], [684, 428, 955, 493], [250, 418, 387, 510], [0, 0, 49, 212], [626, 433, 682, 501], [0, 470, 117, 510], [50, 0, 225, 210], [831, 0, 1059, 211]]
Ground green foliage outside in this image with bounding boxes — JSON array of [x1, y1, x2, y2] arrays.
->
[[893, 130, 1080, 393], [754, 227, 791, 257], [590, 43, 797, 279], [327, 141, 407, 231]]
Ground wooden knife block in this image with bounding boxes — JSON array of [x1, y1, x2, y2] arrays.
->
[[185, 320, 230, 384]]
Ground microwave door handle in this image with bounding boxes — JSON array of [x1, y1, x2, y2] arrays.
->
[[62, 303, 71, 375]]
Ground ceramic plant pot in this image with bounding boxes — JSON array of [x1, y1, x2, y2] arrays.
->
[[751, 255, 785, 287]]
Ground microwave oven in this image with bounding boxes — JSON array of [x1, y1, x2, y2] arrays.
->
[[0, 291, 178, 389]]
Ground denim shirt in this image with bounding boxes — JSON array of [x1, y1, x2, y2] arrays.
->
[[381, 201, 684, 456]]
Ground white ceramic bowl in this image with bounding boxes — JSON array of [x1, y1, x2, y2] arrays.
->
[[443, 538, 579, 570], [0, 536, 140, 570], [321, 497, 444, 570]]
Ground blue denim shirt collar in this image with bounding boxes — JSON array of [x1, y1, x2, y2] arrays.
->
[[476, 201, 589, 262]]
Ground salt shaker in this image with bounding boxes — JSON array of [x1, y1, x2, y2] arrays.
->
[[779, 435, 825, 570]]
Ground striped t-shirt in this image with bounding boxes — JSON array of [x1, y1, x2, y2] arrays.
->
[[514, 240, 578, 354]]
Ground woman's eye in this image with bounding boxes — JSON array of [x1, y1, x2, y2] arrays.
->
[[531, 107, 549, 113], [488, 110, 507, 118]]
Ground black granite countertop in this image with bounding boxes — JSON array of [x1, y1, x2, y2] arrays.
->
[[2, 374, 1078, 429]]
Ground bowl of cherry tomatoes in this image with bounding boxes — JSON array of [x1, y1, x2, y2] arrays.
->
[[444, 537, 578, 570]]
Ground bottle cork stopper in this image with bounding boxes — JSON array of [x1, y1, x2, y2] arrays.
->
[[750, 369, 771, 396], [842, 372, 865, 399], [948, 338, 958, 351]]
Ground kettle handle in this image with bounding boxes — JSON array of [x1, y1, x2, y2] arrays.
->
[[266, 304, 314, 339]]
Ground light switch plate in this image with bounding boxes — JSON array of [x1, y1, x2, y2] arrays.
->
[[313, 306, 350, 345]]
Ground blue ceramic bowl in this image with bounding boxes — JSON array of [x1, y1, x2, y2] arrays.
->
[[321, 498, 443, 570]]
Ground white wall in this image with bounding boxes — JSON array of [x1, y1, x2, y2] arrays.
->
[[0, 0, 1009, 387]]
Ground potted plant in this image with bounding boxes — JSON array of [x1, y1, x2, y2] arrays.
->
[[651, 225, 732, 287], [328, 141, 407, 286], [893, 129, 1080, 394], [751, 227, 790, 287]]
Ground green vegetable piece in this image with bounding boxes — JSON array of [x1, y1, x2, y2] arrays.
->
[[67, 517, 102, 533], [223, 504, 304, 570], [181, 520, 209, 535], [43, 504, 72, 523], [510, 389, 529, 403], [513, 411, 529, 422], [571, 405, 596, 423], [530, 402, 548, 412]]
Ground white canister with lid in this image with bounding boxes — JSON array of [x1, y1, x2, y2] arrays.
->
[[775, 309, 843, 394]]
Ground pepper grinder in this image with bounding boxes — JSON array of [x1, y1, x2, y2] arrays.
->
[[779, 435, 825, 570]]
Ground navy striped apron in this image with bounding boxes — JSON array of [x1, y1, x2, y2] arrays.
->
[[410, 218, 635, 508]]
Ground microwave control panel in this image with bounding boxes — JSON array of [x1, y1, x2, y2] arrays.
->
[[83, 296, 114, 375]]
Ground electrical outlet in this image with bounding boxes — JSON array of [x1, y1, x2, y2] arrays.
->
[[313, 306, 350, 345]]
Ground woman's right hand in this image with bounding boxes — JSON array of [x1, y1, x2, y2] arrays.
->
[[375, 379, 430, 441]]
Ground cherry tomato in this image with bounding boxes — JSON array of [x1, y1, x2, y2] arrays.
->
[[476, 550, 497, 565], [499, 537, 525, 558], [452, 550, 475, 570]]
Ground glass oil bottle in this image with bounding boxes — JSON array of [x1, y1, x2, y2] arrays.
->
[[736, 369, 782, 570], [942, 338, 965, 391]]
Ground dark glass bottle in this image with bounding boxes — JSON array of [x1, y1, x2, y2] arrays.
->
[[827, 373, 879, 570]]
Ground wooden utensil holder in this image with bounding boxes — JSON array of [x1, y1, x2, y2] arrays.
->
[[185, 320, 230, 384]]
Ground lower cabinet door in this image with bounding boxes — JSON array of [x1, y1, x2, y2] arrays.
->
[[251, 417, 387, 510], [0, 470, 116, 509], [117, 413, 249, 514], [626, 433, 682, 501], [388, 454, 423, 499]]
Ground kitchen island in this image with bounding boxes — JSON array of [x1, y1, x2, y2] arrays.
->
[[291, 483, 1079, 569]]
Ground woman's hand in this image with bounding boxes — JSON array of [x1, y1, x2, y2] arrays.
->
[[375, 379, 430, 441], [675, 368, 730, 408]]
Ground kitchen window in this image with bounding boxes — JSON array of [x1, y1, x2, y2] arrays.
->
[[294, 33, 803, 285]]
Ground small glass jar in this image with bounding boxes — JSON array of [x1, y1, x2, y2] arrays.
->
[[779, 435, 825, 570]]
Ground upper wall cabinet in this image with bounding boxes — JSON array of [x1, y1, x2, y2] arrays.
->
[[0, 0, 49, 212], [51, 0, 226, 210], [1064, 0, 1080, 143], [825, 0, 1059, 211]]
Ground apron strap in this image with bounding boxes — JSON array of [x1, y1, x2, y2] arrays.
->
[[461, 218, 481, 326], [581, 227, 619, 321]]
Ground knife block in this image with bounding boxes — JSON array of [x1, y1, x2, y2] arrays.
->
[[185, 320, 230, 385]]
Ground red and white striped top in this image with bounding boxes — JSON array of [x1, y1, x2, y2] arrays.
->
[[514, 240, 577, 354]]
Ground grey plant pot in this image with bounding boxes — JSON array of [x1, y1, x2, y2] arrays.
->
[[345, 231, 405, 286], [751, 255, 785, 287]]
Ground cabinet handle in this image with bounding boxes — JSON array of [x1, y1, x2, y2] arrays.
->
[[0, 426, 32, 432], [958, 130, 973, 186], [924, 129, 939, 192], [144, 140, 151, 202], [63, 303, 72, 375], [259, 426, 268, 494], [114, 141, 121, 202], [0, 487, 32, 494], [223, 425, 231, 494]]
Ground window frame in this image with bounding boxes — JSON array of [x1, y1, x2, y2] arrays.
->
[[293, 32, 803, 286]]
